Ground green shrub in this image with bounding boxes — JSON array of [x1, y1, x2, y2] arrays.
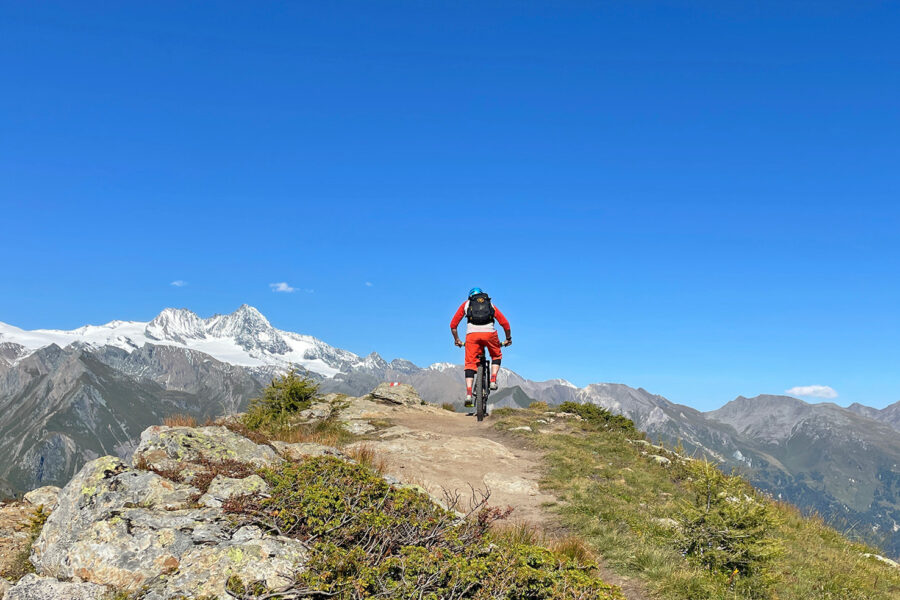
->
[[558, 401, 640, 435], [675, 460, 782, 599], [242, 369, 318, 431], [223, 456, 623, 599], [529, 400, 549, 411]]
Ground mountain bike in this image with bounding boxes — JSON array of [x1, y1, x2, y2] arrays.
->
[[472, 349, 491, 422]]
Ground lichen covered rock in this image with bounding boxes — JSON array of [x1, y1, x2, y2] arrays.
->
[[132, 425, 282, 473], [199, 475, 269, 508], [30, 456, 206, 588], [22, 487, 60, 512], [369, 382, 424, 405], [142, 536, 307, 600], [4, 574, 108, 600], [28, 452, 306, 598]]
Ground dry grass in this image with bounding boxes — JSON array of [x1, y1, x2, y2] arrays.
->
[[269, 426, 341, 447], [550, 534, 597, 565], [346, 444, 388, 475], [162, 413, 198, 427], [441, 403, 456, 412]]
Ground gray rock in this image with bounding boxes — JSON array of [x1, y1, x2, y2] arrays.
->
[[654, 517, 680, 530], [369, 382, 423, 406], [0, 578, 10, 600], [342, 420, 376, 435], [298, 402, 333, 421], [5, 575, 107, 600], [199, 475, 268, 508], [270, 441, 346, 461], [650, 455, 671, 466], [142, 536, 307, 600], [132, 425, 282, 472], [862, 553, 900, 568], [22, 487, 60, 512], [31, 456, 209, 589]]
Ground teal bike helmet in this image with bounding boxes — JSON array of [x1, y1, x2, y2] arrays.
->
[[468, 287, 483, 297]]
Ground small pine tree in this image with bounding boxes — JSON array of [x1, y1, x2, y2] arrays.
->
[[676, 460, 782, 598], [558, 401, 640, 435], [243, 369, 319, 431]]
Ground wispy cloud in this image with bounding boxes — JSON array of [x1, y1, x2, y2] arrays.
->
[[170, 280, 188, 287], [365, 281, 374, 287], [269, 282, 296, 293], [785, 385, 838, 399]]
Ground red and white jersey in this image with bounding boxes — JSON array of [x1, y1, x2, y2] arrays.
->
[[450, 300, 511, 335]]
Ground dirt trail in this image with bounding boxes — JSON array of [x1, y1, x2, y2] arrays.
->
[[370, 409, 556, 524], [340, 396, 653, 600]]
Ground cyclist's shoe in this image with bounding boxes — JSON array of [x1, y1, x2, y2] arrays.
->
[[464, 395, 474, 408], [490, 381, 498, 391]]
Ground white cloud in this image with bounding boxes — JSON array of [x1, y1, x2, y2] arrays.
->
[[269, 282, 296, 293], [365, 281, 374, 287], [170, 280, 187, 287], [785, 385, 838, 399]]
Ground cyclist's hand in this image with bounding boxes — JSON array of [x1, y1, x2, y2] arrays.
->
[[454, 339, 464, 347], [502, 339, 512, 347]]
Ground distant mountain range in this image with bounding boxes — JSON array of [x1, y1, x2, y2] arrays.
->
[[2, 305, 899, 557]]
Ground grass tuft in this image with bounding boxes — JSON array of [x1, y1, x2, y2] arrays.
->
[[162, 413, 197, 427], [345, 444, 388, 475]]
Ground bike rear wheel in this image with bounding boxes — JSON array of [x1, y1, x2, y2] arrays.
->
[[476, 358, 488, 422]]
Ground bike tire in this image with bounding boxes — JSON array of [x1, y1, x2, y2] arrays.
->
[[476, 360, 487, 422]]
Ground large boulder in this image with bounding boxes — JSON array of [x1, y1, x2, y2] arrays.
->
[[29, 451, 307, 597], [369, 382, 424, 406], [4, 575, 108, 600], [22, 487, 60, 512], [31, 456, 206, 588], [132, 425, 282, 472], [143, 527, 306, 600]]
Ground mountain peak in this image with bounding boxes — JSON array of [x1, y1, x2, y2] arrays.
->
[[145, 308, 205, 342]]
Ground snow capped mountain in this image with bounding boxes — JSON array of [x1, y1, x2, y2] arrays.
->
[[0, 305, 361, 377]]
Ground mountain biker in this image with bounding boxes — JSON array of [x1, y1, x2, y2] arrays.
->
[[450, 288, 512, 407]]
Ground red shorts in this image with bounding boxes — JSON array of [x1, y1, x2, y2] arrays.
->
[[465, 331, 502, 371]]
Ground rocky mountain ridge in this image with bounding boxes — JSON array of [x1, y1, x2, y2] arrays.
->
[[2, 306, 899, 557], [0, 384, 624, 600]]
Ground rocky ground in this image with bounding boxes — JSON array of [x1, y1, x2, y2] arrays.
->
[[0, 382, 631, 600]]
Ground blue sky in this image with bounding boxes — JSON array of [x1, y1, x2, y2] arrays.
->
[[2, 2, 898, 410]]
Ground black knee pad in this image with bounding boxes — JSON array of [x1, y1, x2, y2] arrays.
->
[[465, 369, 476, 378], [492, 359, 501, 367]]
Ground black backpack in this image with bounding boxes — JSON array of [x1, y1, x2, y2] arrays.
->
[[466, 293, 495, 325]]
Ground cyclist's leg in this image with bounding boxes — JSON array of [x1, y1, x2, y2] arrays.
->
[[464, 334, 479, 403], [486, 331, 503, 388]]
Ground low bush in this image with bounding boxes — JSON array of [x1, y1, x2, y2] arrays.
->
[[557, 401, 641, 436], [223, 456, 623, 599], [441, 402, 456, 412], [242, 369, 318, 431]]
